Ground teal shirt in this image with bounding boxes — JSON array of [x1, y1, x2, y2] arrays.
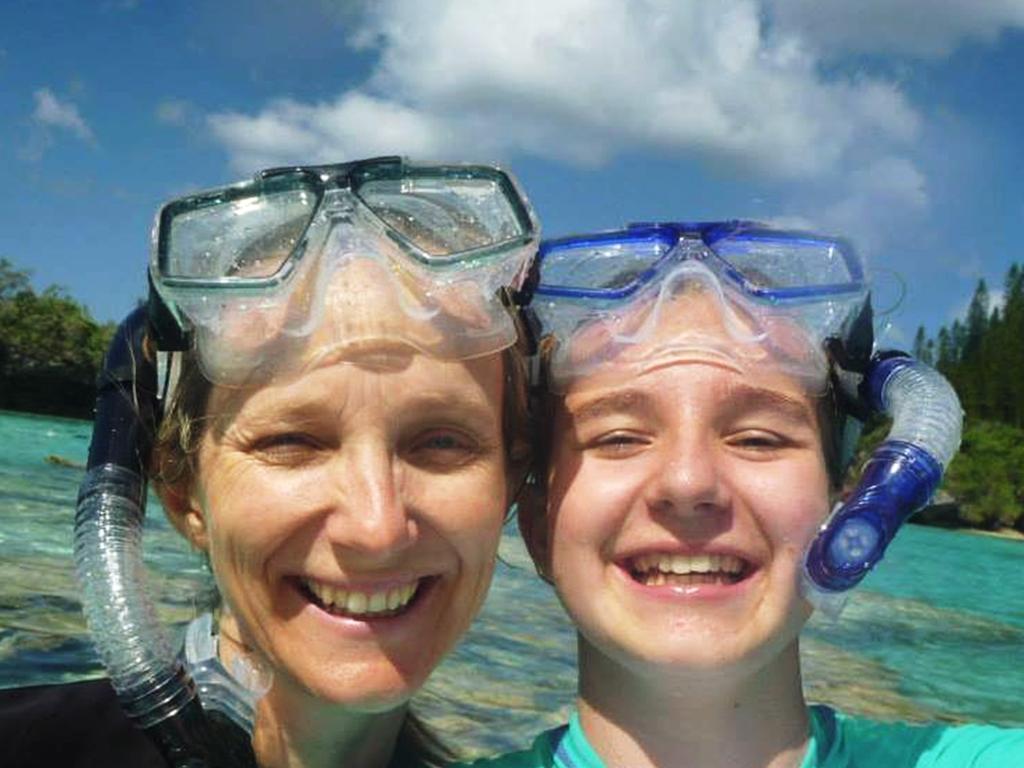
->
[[456, 706, 1024, 767]]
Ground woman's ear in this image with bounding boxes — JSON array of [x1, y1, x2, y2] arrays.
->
[[157, 480, 209, 553], [517, 477, 553, 584]]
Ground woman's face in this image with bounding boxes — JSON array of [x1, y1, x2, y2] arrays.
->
[[536, 295, 830, 677], [184, 348, 508, 711]]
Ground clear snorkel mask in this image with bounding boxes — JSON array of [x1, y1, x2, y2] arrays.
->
[[151, 156, 538, 384], [75, 157, 539, 767], [531, 221, 868, 393], [525, 221, 962, 617]]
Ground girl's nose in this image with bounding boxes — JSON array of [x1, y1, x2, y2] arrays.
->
[[322, 442, 415, 557], [643, 430, 728, 519]]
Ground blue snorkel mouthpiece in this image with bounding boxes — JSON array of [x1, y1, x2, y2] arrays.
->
[[802, 354, 963, 615]]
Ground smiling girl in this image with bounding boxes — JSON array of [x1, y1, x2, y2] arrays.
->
[[466, 222, 1024, 768]]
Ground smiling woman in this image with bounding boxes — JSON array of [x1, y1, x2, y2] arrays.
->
[[0, 157, 538, 768], [155, 345, 517, 767]]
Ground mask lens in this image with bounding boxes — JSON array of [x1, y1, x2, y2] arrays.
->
[[711, 233, 857, 292], [356, 172, 526, 259], [540, 235, 672, 295], [160, 175, 319, 281]]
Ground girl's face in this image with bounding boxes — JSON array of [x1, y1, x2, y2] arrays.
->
[[180, 348, 508, 711], [535, 295, 830, 677]]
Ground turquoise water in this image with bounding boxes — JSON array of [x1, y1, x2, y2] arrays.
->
[[1, 410, 1021, 756]]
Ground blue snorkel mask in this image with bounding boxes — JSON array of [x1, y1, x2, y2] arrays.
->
[[75, 157, 539, 767], [524, 221, 962, 616]]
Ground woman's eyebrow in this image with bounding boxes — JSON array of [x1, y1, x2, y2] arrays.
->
[[726, 383, 814, 425]]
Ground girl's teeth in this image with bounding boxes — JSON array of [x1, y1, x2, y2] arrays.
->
[[304, 579, 420, 616], [632, 553, 746, 580]]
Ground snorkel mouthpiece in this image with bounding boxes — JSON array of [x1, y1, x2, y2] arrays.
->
[[802, 355, 962, 615]]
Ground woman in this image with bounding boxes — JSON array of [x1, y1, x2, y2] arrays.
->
[[466, 222, 1024, 767], [0, 157, 537, 768]]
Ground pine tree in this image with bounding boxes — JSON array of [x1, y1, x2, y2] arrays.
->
[[912, 325, 933, 364]]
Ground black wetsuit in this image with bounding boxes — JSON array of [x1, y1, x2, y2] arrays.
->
[[0, 678, 166, 767]]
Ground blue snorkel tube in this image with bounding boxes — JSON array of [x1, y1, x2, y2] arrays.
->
[[802, 352, 963, 616], [73, 303, 258, 767]]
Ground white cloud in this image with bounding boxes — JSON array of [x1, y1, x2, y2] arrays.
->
[[766, 0, 1024, 59], [822, 156, 928, 244], [205, 0, 923, 181], [31, 88, 95, 144], [208, 93, 448, 172]]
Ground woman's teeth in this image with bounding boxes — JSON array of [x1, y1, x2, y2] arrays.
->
[[303, 579, 419, 616], [630, 553, 746, 586]]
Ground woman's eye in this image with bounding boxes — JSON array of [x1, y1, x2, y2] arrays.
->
[[408, 430, 481, 468], [249, 433, 324, 464]]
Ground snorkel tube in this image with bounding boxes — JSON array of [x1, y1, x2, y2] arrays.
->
[[802, 352, 963, 615], [73, 305, 258, 767]]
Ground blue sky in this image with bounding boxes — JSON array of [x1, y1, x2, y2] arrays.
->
[[2, 0, 1023, 347]]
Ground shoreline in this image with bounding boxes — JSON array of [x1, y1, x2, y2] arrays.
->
[[960, 526, 1024, 542], [910, 519, 1024, 542]]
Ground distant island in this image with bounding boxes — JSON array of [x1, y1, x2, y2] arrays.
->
[[3, 256, 1022, 537]]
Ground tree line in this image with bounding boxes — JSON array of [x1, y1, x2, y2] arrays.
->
[[904, 262, 1024, 532], [0, 258, 115, 419]]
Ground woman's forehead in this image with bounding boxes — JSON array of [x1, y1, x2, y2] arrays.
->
[[203, 349, 505, 430]]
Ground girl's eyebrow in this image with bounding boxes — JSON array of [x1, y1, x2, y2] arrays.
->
[[564, 383, 814, 427], [567, 389, 656, 423], [726, 383, 814, 425]]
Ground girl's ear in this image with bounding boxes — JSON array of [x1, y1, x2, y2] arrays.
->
[[157, 481, 209, 552], [517, 478, 553, 584]]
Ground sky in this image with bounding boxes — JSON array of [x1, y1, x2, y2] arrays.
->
[[2, 0, 1023, 347]]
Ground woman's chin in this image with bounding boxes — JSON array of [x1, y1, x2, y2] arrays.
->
[[291, 665, 423, 713]]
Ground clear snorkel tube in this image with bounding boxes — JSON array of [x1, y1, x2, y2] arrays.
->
[[73, 302, 261, 767], [802, 352, 964, 616]]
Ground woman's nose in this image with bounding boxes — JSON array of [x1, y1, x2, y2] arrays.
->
[[323, 442, 415, 556], [643, 430, 727, 519]]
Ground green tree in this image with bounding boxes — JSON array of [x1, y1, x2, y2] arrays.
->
[[912, 325, 933, 365], [0, 258, 32, 299], [944, 421, 1024, 531], [0, 259, 114, 417]]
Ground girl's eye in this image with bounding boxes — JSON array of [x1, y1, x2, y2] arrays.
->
[[588, 431, 649, 457], [731, 431, 786, 452]]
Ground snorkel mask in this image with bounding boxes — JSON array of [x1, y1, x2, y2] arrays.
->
[[151, 156, 537, 384], [531, 221, 867, 392], [525, 221, 962, 616], [74, 157, 539, 768]]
